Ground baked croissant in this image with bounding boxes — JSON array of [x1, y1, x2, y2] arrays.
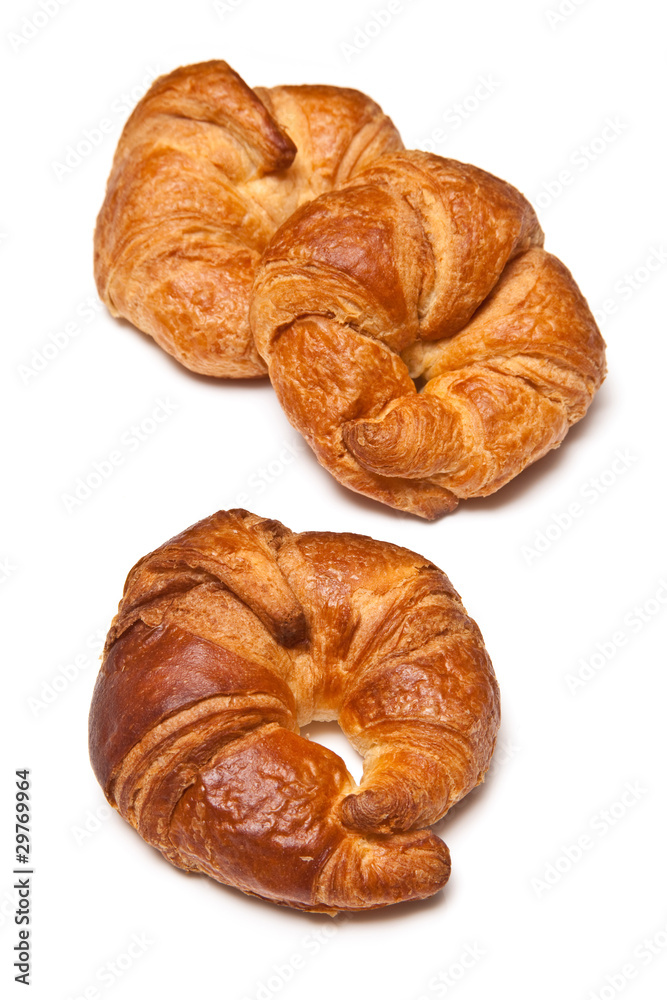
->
[[251, 150, 607, 518], [88, 509, 500, 913], [93, 61, 403, 377]]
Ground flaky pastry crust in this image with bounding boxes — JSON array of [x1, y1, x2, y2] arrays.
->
[[89, 509, 500, 912], [251, 151, 607, 518], [93, 61, 403, 377]]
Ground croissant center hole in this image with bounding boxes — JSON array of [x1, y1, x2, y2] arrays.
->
[[300, 721, 364, 784]]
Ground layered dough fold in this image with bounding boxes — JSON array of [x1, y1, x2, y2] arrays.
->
[[94, 61, 403, 377], [251, 151, 606, 517], [89, 509, 500, 912]]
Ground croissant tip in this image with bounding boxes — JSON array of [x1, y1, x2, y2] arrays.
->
[[340, 787, 398, 833], [315, 829, 452, 911]]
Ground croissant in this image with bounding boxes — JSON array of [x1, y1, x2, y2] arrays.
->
[[250, 150, 607, 518], [93, 61, 403, 377], [88, 509, 500, 913]]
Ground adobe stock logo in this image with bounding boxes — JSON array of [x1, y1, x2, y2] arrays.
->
[[70, 804, 113, 847], [18, 294, 104, 385], [7, 0, 73, 53], [241, 925, 339, 1000], [60, 397, 179, 514], [532, 117, 627, 212], [417, 943, 486, 999], [545, 0, 591, 29], [420, 76, 501, 154], [565, 578, 667, 695], [531, 781, 647, 897], [50, 66, 160, 181], [339, 0, 419, 63], [64, 933, 153, 999], [212, 0, 249, 14], [27, 625, 106, 716], [521, 449, 638, 566], [593, 246, 667, 330], [0, 556, 17, 586], [232, 438, 305, 507], [585, 915, 667, 1000]]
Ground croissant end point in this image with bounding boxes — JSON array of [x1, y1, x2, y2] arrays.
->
[[341, 787, 400, 833]]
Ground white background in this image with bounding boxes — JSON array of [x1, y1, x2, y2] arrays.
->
[[2, 1, 666, 998]]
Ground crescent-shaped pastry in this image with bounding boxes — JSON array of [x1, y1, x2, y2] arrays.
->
[[94, 61, 403, 377], [89, 509, 500, 912], [251, 151, 607, 518]]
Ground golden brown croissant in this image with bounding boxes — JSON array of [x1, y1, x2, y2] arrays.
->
[[88, 509, 500, 913], [93, 61, 403, 377], [251, 150, 607, 518]]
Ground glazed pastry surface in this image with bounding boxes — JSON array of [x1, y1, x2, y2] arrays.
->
[[89, 509, 500, 912]]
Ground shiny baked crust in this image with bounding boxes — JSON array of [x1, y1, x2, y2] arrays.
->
[[93, 61, 403, 377], [88, 509, 500, 912], [250, 150, 607, 518]]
